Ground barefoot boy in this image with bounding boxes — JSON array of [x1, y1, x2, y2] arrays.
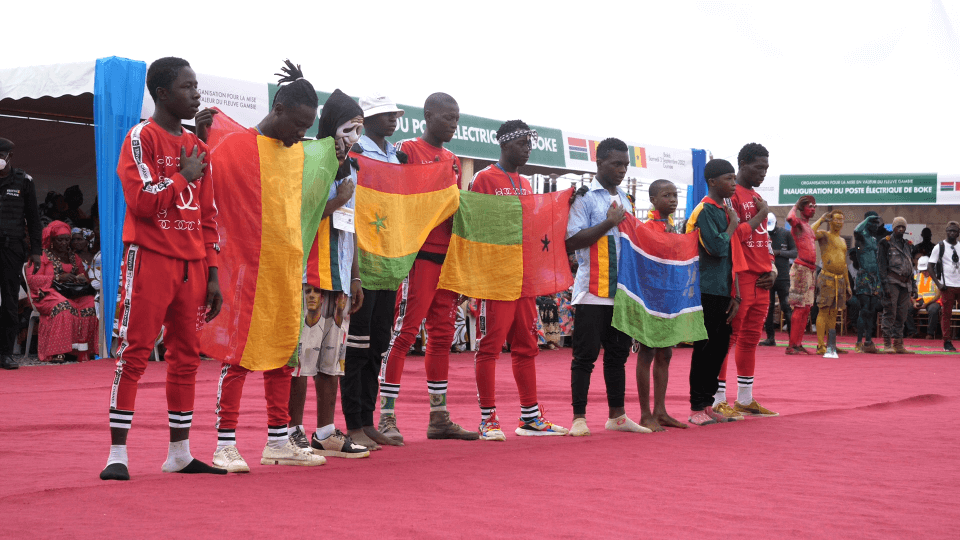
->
[[635, 179, 688, 432]]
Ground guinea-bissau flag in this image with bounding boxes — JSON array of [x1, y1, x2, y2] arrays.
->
[[305, 217, 342, 291], [354, 154, 460, 290], [611, 214, 707, 348], [200, 109, 339, 371], [437, 188, 575, 301]]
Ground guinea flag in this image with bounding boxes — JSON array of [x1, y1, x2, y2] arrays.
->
[[354, 154, 460, 290], [200, 109, 338, 371], [438, 188, 574, 301], [611, 214, 707, 348]]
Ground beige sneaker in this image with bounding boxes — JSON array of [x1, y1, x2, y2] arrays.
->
[[212, 445, 250, 473], [569, 418, 590, 437], [310, 430, 371, 459], [604, 414, 652, 433], [260, 439, 326, 466], [733, 399, 779, 417], [427, 411, 479, 440], [712, 402, 745, 422]]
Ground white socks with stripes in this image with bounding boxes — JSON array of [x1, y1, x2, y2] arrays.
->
[[713, 381, 727, 406], [520, 404, 539, 424], [737, 376, 754, 405], [428, 380, 448, 412], [267, 425, 288, 449], [480, 407, 496, 422]]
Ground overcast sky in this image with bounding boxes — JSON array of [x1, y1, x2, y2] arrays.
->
[[4, 0, 959, 184]]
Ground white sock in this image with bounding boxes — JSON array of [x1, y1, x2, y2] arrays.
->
[[161, 440, 193, 473], [713, 381, 726, 407], [316, 423, 335, 440], [106, 444, 128, 467], [267, 425, 288, 449], [737, 377, 754, 404]]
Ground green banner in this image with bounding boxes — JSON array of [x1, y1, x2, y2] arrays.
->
[[778, 173, 937, 205], [267, 84, 565, 168]]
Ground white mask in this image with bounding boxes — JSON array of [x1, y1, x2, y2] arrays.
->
[[335, 118, 363, 148], [0, 159, 6, 170]]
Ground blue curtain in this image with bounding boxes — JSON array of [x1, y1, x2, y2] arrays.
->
[[686, 149, 707, 217], [94, 57, 146, 357]]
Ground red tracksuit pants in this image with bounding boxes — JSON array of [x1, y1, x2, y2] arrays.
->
[[719, 272, 768, 382], [475, 297, 539, 409], [110, 244, 207, 415], [215, 363, 293, 430], [380, 258, 458, 388]]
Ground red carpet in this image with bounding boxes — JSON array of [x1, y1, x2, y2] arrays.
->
[[1, 332, 958, 539]]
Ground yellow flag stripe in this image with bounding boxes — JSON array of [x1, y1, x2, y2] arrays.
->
[[356, 184, 460, 259], [241, 138, 305, 371], [439, 235, 522, 301]]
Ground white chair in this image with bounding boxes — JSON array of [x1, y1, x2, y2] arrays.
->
[[14, 263, 41, 357]]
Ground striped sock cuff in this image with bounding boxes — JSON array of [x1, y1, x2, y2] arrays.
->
[[267, 425, 288, 442], [520, 404, 540, 422], [737, 376, 755, 388], [717, 380, 727, 391], [346, 334, 370, 349], [480, 406, 496, 421], [426, 380, 448, 395], [217, 429, 236, 445], [168, 410, 193, 429], [109, 408, 134, 429], [380, 382, 401, 399]]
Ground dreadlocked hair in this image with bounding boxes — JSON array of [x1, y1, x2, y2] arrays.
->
[[146, 57, 190, 102], [272, 59, 318, 109], [496, 119, 530, 141], [737, 142, 769, 165]]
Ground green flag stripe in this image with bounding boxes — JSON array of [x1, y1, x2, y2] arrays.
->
[[612, 290, 707, 348], [359, 250, 418, 291], [452, 191, 523, 246]]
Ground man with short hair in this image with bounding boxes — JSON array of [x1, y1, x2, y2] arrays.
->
[[879, 217, 916, 354], [913, 256, 941, 339], [715, 143, 778, 418], [929, 221, 960, 351], [470, 120, 567, 440], [813, 210, 852, 354], [565, 137, 650, 436], [759, 212, 795, 347], [378, 93, 478, 442], [0, 138, 42, 371], [340, 92, 406, 450], [785, 196, 818, 355]]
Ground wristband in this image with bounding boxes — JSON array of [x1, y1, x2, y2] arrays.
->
[[351, 278, 362, 283]]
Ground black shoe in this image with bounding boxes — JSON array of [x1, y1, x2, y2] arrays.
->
[[758, 338, 776, 347], [944, 341, 957, 352], [1, 355, 18, 370]]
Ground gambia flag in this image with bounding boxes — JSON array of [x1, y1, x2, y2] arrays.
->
[[200, 109, 339, 371], [437, 188, 574, 301], [354, 155, 460, 290], [611, 214, 707, 348]]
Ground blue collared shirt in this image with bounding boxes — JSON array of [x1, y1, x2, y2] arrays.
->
[[566, 179, 634, 305], [357, 135, 400, 164]]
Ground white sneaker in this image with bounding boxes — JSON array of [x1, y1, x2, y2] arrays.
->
[[604, 414, 652, 434], [569, 418, 590, 437], [212, 445, 250, 473], [260, 439, 326, 466]]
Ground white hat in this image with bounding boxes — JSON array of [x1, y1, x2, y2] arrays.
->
[[918, 256, 929, 271], [766, 212, 777, 232], [359, 92, 404, 118]]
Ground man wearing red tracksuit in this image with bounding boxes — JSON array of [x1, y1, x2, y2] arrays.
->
[[713, 142, 779, 419], [469, 120, 567, 441], [377, 92, 478, 442], [102, 58, 224, 480]]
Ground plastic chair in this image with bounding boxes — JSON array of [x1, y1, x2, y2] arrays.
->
[[14, 263, 41, 357]]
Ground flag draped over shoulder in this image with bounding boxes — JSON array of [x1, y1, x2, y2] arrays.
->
[[438, 188, 574, 301], [612, 214, 707, 348], [354, 154, 459, 290], [200, 109, 338, 371]]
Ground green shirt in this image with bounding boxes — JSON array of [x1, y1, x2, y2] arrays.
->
[[686, 198, 733, 297]]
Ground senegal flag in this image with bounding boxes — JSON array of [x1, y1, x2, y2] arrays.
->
[[200, 109, 338, 371], [438, 188, 574, 301], [354, 155, 460, 290], [611, 214, 707, 348]]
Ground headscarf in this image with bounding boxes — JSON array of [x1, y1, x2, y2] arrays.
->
[[43, 220, 71, 250], [72, 227, 96, 249]]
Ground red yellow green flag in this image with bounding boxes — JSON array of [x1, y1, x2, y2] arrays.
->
[[354, 155, 460, 290], [200, 110, 338, 371], [438, 188, 574, 301]]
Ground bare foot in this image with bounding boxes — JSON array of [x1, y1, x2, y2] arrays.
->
[[364, 426, 403, 447], [655, 413, 688, 429], [639, 415, 665, 433], [347, 428, 381, 451]]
